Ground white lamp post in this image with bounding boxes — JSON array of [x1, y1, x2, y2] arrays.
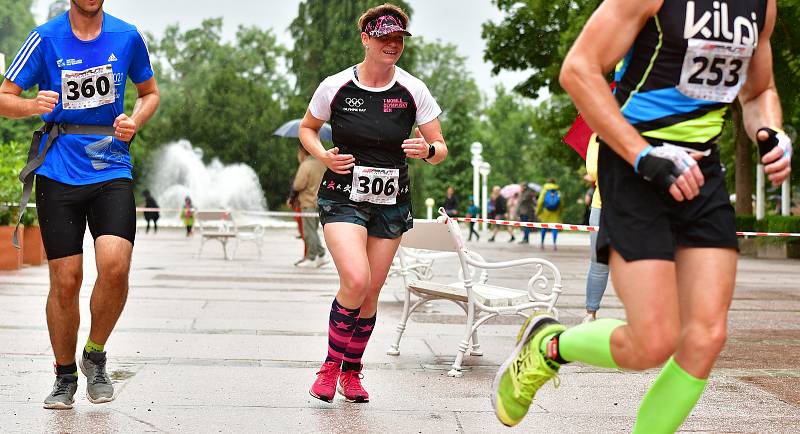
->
[[470, 142, 483, 208], [756, 164, 765, 220], [479, 162, 491, 232], [425, 197, 435, 220]]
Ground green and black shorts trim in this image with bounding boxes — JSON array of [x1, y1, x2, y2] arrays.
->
[[596, 139, 738, 264], [318, 197, 413, 239]]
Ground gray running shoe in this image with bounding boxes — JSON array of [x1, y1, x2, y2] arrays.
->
[[79, 351, 115, 403], [43, 374, 78, 409]]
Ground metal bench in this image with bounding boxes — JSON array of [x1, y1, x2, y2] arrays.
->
[[195, 210, 263, 260], [387, 208, 563, 377]]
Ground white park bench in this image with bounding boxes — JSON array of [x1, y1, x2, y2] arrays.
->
[[387, 208, 562, 377], [195, 210, 264, 260]]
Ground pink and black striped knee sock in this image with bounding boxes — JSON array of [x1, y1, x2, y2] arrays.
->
[[326, 298, 361, 364], [342, 315, 377, 370]]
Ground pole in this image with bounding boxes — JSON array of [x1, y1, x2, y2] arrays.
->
[[782, 178, 790, 217], [481, 172, 488, 232], [472, 159, 481, 209], [756, 164, 765, 220], [425, 197, 434, 220], [470, 142, 483, 208]]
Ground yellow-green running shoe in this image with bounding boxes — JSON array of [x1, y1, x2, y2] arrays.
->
[[492, 313, 565, 427]]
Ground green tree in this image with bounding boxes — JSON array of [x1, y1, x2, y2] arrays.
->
[[0, 140, 27, 224], [0, 0, 35, 60], [0, 0, 39, 146], [288, 0, 414, 104], [145, 19, 295, 208], [482, 0, 599, 99], [405, 38, 481, 215]]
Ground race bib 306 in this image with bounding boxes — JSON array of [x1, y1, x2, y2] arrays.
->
[[349, 165, 400, 205]]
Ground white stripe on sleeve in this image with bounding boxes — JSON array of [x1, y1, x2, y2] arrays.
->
[[6, 32, 39, 76], [7, 33, 42, 82]]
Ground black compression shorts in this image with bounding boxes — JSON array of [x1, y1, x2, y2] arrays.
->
[[318, 197, 413, 239], [35, 175, 136, 260], [596, 140, 738, 264]]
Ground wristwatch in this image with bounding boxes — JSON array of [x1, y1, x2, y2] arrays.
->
[[423, 143, 435, 161]]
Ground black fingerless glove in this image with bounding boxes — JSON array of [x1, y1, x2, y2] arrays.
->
[[634, 145, 695, 192]]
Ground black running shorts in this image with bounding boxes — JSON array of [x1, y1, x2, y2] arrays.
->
[[596, 140, 738, 264], [35, 176, 136, 260], [318, 197, 413, 239]]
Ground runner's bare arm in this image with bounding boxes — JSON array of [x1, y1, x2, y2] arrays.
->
[[299, 109, 355, 175], [0, 79, 59, 119], [130, 77, 160, 129], [738, 0, 790, 186], [560, 0, 703, 202], [114, 77, 160, 142], [403, 119, 447, 165]]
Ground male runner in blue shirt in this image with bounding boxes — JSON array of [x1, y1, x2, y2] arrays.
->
[[0, 0, 159, 409]]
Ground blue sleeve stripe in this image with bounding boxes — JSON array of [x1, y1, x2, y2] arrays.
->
[[7, 32, 41, 82]]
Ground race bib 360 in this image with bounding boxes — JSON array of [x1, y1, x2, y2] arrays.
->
[[61, 64, 116, 110]]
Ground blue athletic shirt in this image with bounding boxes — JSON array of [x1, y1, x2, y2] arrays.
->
[[3, 12, 154, 185]]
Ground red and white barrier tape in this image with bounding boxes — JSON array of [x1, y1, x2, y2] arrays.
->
[[134, 208, 319, 218], [454, 217, 800, 238], [14, 204, 800, 237]]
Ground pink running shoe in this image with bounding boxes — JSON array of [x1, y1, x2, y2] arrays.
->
[[309, 361, 340, 402], [338, 365, 369, 403]]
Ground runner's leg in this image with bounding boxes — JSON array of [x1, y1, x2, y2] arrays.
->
[[46, 255, 84, 365], [87, 235, 132, 345], [558, 250, 681, 370], [584, 207, 609, 318], [631, 247, 735, 433], [673, 247, 736, 377], [324, 222, 370, 309], [339, 235, 401, 402], [310, 222, 369, 401], [358, 235, 402, 317]]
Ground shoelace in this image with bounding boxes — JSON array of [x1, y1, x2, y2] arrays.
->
[[52, 377, 74, 397], [315, 366, 339, 387], [341, 371, 365, 390], [510, 344, 559, 402], [89, 359, 111, 384]]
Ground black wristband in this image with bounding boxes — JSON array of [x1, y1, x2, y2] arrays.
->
[[423, 143, 435, 161]]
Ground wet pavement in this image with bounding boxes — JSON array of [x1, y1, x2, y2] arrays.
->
[[1, 225, 799, 433]]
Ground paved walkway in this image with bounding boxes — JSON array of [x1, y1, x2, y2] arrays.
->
[[1, 225, 799, 433]]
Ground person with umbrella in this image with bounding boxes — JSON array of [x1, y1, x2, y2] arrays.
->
[[297, 3, 447, 404]]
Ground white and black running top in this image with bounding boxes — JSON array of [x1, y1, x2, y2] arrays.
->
[[309, 66, 441, 205]]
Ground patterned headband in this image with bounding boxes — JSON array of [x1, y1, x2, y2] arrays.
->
[[363, 14, 412, 38]]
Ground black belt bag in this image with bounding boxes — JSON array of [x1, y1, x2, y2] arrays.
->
[[11, 123, 123, 249]]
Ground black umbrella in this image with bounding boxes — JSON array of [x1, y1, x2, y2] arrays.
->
[[273, 119, 332, 142]]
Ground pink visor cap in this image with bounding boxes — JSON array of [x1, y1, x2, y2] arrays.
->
[[363, 15, 412, 37]]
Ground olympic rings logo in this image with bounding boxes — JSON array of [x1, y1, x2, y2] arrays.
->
[[345, 98, 364, 107]]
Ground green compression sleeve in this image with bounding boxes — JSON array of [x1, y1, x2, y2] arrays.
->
[[632, 357, 708, 434], [556, 318, 625, 368]]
